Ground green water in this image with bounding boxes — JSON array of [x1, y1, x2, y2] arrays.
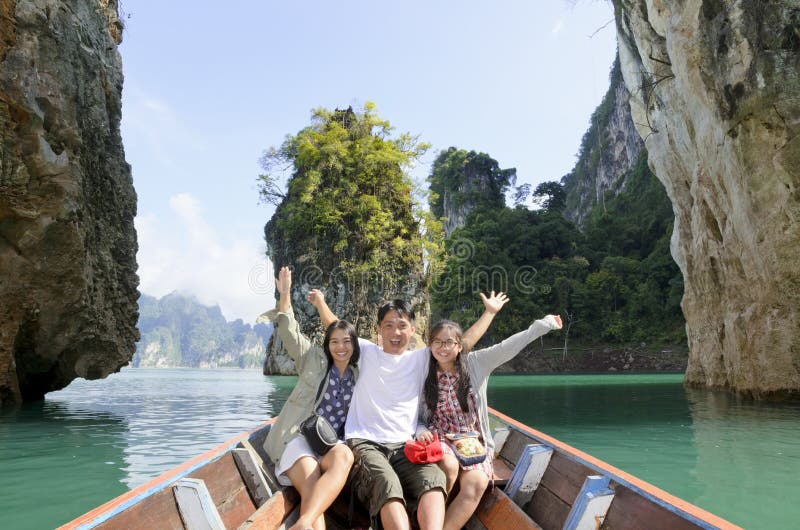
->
[[1, 370, 798, 529]]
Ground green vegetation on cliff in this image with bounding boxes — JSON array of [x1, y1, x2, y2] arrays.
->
[[431, 151, 684, 347], [260, 103, 442, 326], [134, 293, 272, 368]]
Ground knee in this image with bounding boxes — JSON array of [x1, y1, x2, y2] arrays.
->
[[438, 456, 459, 483], [460, 473, 489, 502], [335, 444, 354, 466], [324, 444, 354, 471]]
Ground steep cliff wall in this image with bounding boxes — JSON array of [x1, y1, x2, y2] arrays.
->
[[0, 0, 138, 405], [562, 58, 646, 227], [614, 0, 800, 395]]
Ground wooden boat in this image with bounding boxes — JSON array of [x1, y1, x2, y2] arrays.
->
[[59, 407, 741, 530]]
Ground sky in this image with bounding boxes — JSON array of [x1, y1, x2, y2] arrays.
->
[[120, 1, 618, 324]]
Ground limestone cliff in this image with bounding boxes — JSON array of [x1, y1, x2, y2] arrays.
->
[[614, 0, 800, 395], [429, 147, 515, 236], [0, 0, 138, 405], [562, 58, 646, 228], [262, 106, 428, 375], [134, 293, 271, 369]]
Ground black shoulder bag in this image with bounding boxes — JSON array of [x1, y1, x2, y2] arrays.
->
[[299, 369, 339, 455]]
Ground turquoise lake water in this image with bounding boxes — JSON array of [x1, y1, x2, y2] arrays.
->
[[1, 369, 798, 529]]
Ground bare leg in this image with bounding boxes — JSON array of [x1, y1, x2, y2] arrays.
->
[[380, 499, 410, 530], [437, 454, 459, 494], [286, 445, 354, 530], [443, 470, 488, 530], [417, 488, 446, 530]]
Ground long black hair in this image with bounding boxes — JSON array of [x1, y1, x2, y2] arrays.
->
[[322, 319, 360, 369], [424, 320, 471, 414]]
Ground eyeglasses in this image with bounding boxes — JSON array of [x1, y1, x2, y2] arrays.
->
[[431, 339, 459, 349]]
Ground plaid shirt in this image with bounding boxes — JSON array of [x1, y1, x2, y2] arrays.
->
[[430, 370, 480, 436]]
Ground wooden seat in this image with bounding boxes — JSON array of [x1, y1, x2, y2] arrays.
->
[[237, 488, 299, 530], [491, 457, 514, 487]]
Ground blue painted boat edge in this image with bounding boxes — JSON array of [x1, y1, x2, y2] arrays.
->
[[562, 475, 614, 530], [75, 425, 270, 529], [506, 424, 720, 530]]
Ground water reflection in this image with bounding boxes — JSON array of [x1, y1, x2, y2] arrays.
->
[[0, 400, 128, 529], [685, 387, 800, 530], [46, 368, 280, 488], [1, 368, 289, 529]]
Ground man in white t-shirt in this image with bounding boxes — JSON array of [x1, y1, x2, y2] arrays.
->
[[311, 292, 508, 530]]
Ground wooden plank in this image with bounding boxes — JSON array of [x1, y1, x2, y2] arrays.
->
[[538, 451, 595, 505], [239, 439, 282, 495], [245, 428, 271, 464], [526, 485, 572, 530], [238, 488, 300, 530], [472, 486, 542, 530], [233, 448, 272, 506], [93, 487, 184, 530], [189, 452, 258, 529], [505, 445, 553, 506], [491, 457, 513, 486], [563, 476, 614, 530], [498, 428, 536, 465], [173, 478, 226, 530], [601, 484, 704, 530]]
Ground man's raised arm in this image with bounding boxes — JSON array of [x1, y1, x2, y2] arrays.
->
[[461, 290, 509, 352], [308, 289, 338, 328]]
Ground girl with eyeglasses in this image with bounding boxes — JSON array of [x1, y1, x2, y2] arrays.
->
[[417, 293, 562, 530]]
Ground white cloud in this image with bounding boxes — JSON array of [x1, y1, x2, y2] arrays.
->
[[551, 19, 564, 35], [136, 193, 275, 324]]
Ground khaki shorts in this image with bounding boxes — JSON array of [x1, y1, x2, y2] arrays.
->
[[347, 438, 446, 517]]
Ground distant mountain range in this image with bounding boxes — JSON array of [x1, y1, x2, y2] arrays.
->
[[133, 292, 272, 368]]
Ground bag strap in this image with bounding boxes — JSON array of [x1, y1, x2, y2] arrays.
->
[[312, 366, 330, 408]]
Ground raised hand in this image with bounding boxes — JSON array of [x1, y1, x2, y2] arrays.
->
[[479, 290, 509, 315], [276, 266, 292, 295], [307, 288, 325, 308], [550, 315, 563, 329]]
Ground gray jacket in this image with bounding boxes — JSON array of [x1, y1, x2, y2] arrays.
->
[[417, 316, 560, 455]]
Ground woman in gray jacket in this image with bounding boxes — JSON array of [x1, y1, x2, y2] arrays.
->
[[258, 267, 359, 530]]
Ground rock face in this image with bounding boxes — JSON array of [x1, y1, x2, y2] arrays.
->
[[614, 0, 800, 395], [562, 58, 646, 228], [262, 107, 428, 375], [0, 0, 138, 405], [429, 148, 514, 237], [135, 293, 272, 369]]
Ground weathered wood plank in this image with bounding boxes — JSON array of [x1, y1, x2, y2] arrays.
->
[[189, 452, 258, 529], [538, 451, 595, 505], [238, 488, 300, 530], [93, 487, 184, 530], [505, 445, 553, 506], [173, 478, 226, 530], [526, 485, 572, 530], [498, 428, 536, 465], [233, 448, 272, 506], [473, 486, 542, 530], [601, 484, 704, 530], [491, 457, 513, 486]]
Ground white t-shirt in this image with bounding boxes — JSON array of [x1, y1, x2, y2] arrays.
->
[[344, 339, 430, 444]]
